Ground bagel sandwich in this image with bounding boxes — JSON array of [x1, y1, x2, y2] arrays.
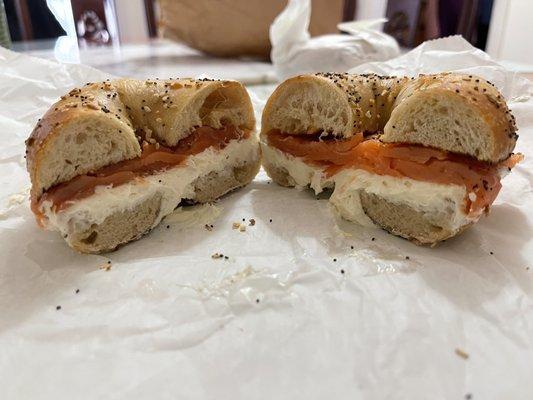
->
[[260, 73, 522, 245], [26, 78, 260, 253]]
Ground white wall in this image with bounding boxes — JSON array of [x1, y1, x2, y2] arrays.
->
[[114, 0, 149, 43], [356, 0, 387, 21], [486, 0, 533, 64]]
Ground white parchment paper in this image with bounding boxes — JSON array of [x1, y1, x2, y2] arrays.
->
[[270, 0, 399, 80], [0, 37, 532, 400]]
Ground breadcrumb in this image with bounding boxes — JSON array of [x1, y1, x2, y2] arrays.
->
[[455, 348, 469, 360], [99, 261, 112, 271]]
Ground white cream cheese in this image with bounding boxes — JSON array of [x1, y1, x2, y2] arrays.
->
[[262, 144, 477, 231], [41, 136, 259, 236], [329, 169, 473, 230], [260, 142, 334, 193]]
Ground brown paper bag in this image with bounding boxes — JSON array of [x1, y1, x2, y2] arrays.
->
[[158, 0, 344, 58]]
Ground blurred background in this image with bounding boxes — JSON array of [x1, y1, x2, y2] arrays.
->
[[0, 0, 532, 82]]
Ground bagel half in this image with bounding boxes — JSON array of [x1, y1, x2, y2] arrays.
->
[[261, 73, 522, 245], [26, 78, 260, 253]]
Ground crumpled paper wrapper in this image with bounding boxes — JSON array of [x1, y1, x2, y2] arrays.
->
[[270, 0, 399, 80], [1, 37, 532, 399]]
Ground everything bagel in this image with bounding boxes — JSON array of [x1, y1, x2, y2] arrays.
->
[[261, 73, 522, 245], [26, 78, 260, 253]]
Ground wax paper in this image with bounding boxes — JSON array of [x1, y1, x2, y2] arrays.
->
[[0, 37, 532, 399], [270, 0, 399, 80]]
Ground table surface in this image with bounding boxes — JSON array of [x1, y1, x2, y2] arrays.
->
[[13, 38, 277, 85], [14, 38, 533, 85]]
